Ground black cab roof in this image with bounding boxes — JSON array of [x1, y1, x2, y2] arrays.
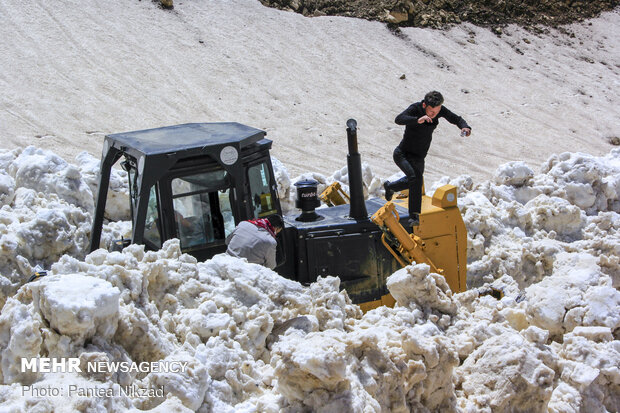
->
[[105, 122, 267, 157]]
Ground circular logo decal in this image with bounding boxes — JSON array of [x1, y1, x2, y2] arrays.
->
[[447, 193, 455, 202], [220, 146, 238, 165]]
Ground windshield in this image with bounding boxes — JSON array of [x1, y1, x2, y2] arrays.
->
[[171, 170, 234, 250]]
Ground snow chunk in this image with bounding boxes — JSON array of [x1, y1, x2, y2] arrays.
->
[[387, 263, 457, 317], [494, 161, 534, 186], [525, 253, 620, 336], [455, 329, 557, 412], [0, 298, 43, 384], [523, 194, 583, 236], [9, 146, 94, 213], [29, 274, 120, 344], [0, 173, 15, 207], [554, 328, 620, 411], [140, 352, 209, 410]]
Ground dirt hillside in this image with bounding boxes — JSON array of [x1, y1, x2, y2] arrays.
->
[[259, 0, 619, 30]]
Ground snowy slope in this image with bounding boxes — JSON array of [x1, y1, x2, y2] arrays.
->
[[0, 0, 618, 182]]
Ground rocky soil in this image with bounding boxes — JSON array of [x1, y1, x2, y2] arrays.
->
[[259, 0, 619, 30]]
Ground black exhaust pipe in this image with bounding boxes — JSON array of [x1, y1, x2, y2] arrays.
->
[[346, 119, 368, 221]]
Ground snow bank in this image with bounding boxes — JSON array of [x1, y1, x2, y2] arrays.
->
[[459, 149, 620, 289], [0, 146, 618, 411], [0, 147, 129, 311], [0, 240, 360, 411], [7, 147, 94, 214]]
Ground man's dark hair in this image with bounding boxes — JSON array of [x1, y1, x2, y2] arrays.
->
[[424, 91, 444, 107], [267, 214, 284, 230]]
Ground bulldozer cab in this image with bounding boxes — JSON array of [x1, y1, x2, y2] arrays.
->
[[90, 123, 282, 261]]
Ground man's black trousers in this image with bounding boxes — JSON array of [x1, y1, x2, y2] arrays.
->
[[386, 147, 425, 216]]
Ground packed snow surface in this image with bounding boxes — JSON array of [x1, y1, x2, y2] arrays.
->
[[0, 1, 618, 183], [0, 145, 618, 412]]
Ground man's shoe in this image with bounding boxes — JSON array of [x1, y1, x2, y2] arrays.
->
[[384, 181, 394, 201], [407, 215, 420, 227]]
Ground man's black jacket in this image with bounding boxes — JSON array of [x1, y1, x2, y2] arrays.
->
[[395, 101, 470, 158]]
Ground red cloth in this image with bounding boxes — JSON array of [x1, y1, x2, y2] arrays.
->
[[248, 218, 276, 238]]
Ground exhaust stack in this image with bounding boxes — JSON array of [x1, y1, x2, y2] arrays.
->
[[346, 119, 368, 221]]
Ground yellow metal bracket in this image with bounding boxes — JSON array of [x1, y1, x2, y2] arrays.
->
[[320, 182, 350, 206]]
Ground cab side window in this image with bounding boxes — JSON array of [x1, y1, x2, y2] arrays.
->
[[247, 162, 277, 218]]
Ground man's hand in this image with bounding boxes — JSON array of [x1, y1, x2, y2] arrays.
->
[[460, 128, 471, 137], [418, 115, 433, 124], [175, 211, 193, 228]]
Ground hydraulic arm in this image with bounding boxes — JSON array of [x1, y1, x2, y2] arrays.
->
[[371, 202, 443, 274]]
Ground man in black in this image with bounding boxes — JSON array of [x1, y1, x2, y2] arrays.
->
[[384, 91, 471, 227]]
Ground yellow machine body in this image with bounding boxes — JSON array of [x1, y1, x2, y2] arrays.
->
[[362, 184, 467, 311], [319, 182, 467, 311]]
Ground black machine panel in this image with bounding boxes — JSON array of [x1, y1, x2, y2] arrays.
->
[[278, 198, 406, 303]]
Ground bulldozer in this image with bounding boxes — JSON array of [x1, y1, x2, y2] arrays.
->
[[90, 120, 467, 311]]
